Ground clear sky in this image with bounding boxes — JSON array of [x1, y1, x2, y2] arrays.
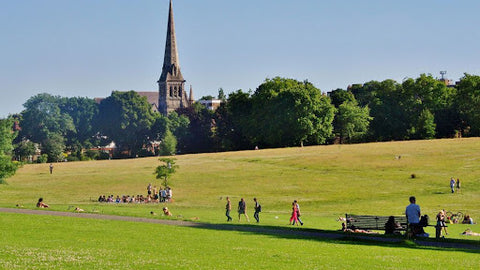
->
[[1, 0, 479, 117]]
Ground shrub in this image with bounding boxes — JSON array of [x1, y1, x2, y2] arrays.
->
[[37, 154, 48, 163]]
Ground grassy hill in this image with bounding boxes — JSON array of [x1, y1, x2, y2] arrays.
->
[[1, 138, 480, 269], [2, 138, 479, 231]]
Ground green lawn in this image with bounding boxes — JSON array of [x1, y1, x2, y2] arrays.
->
[[1, 138, 480, 268], [1, 213, 479, 269]]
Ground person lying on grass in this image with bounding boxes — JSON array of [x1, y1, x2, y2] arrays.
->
[[36, 198, 49, 208]]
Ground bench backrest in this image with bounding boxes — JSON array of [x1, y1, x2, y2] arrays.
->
[[345, 214, 408, 231]]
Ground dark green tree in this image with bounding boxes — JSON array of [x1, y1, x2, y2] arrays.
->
[[95, 91, 157, 157], [251, 77, 335, 147], [159, 129, 177, 156], [175, 103, 215, 153], [167, 111, 190, 151], [402, 74, 454, 139], [19, 93, 75, 145], [328, 88, 356, 108], [455, 74, 480, 136], [59, 97, 99, 150], [0, 117, 19, 184], [14, 140, 36, 162], [214, 90, 255, 151], [217, 88, 227, 101], [334, 100, 372, 143], [42, 133, 66, 162]]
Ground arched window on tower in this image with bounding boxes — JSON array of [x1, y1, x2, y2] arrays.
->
[[169, 86, 173, 97], [174, 86, 178, 97], [179, 86, 182, 97]]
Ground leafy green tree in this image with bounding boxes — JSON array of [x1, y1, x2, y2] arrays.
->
[[0, 117, 19, 184], [95, 91, 157, 157], [251, 77, 335, 147], [214, 90, 255, 151], [59, 97, 99, 150], [14, 140, 36, 162], [42, 133, 66, 162], [154, 158, 178, 187], [159, 129, 177, 156], [328, 88, 355, 108], [402, 74, 454, 138], [334, 101, 372, 143], [167, 111, 190, 153], [175, 103, 215, 153], [19, 93, 75, 148], [217, 88, 227, 101], [455, 74, 480, 136], [411, 109, 436, 139]]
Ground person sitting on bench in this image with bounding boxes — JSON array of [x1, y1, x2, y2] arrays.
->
[[385, 216, 402, 235]]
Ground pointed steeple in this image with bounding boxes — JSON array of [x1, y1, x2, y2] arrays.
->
[[159, 0, 183, 82], [158, 0, 188, 115], [189, 85, 194, 105]]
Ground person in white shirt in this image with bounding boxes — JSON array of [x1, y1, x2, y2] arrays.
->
[[405, 196, 421, 224]]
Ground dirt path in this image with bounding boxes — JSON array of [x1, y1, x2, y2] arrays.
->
[[1, 207, 478, 251]]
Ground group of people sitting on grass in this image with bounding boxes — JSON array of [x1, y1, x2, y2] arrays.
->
[[97, 185, 173, 204]]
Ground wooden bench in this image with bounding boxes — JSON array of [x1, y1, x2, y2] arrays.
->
[[345, 214, 408, 232]]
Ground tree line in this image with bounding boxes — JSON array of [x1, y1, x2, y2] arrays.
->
[[2, 73, 480, 167]]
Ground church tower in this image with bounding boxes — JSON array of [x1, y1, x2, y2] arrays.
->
[[158, 0, 190, 115]]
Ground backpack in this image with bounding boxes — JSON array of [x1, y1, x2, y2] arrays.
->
[[257, 204, 262, 212]]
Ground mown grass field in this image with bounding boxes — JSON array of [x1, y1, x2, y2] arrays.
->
[[1, 212, 479, 269], [1, 138, 480, 268]]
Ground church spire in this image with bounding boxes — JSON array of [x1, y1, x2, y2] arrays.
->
[[160, 0, 183, 81], [158, 0, 189, 115]]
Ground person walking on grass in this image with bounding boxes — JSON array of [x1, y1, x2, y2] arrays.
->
[[49, 163, 53, 174], [253, 198, 261, 223], [238, 198, 249, 222], [225, 197, 232, 222], [456, 178, 461, 192], [290, 202, 300, 225], [294, 200, 304, 225], [450, 178, 455, 193]]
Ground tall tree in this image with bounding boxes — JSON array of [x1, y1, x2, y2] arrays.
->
[[334, 100, 372, 143], [0, 117, 19, 184], [19, 93, 75, 144], [95, 91, 157, 157], [59, 97, 99, 150], [328, 88, 355, 108], [402, 74, 454, 138], [214, 90, 255, 151], [454, 74, 480, 136], [14, 140, 36, 162], [159, 129, 177, 156], [175, 103, 215, 153], [251, 77, 335, 147]]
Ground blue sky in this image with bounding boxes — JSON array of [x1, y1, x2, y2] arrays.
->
[[1, 0, 479, 117]]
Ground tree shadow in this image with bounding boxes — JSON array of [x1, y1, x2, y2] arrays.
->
[[185, 222, 480, 254]]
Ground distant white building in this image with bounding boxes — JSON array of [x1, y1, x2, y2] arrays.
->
[[198, 99, 223, 111]]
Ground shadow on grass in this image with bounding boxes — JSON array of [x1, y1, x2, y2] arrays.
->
[[185, 222, 480, 254], [1, 207, 478, 254]]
